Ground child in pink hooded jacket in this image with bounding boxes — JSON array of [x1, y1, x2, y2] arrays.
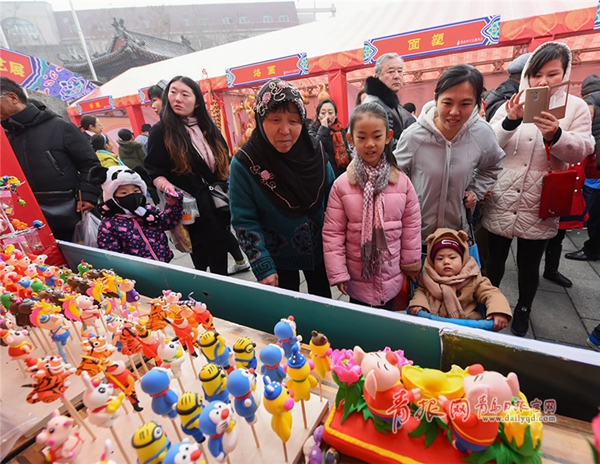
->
[[323, 102, 422, 309]]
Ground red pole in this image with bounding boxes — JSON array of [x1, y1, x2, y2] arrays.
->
[[328, 69, 349, 128]]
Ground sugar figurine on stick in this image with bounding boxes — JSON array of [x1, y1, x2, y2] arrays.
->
[[30, 303, 74, 364], [81, 371, 129, 462], [36, 410, 84, 463], [199, 331, 234, 374], [259, 344, 286, 384], [233, 336, 257, 370], [140, 367, 183, 440], [309, 330, 331, 401], [0, 327, 33, 375], [199, 363, 230, 403], [104, 359, 144, 413], [132, 421, 171, 464], [200, 400, 238, 463], [263, 376, 295, 462], [163, 439, 204, 464], [94, 439, 117, 464], [76, 334, 116, 377], [274, 316, 301, 359], [228, 368, 261, 447], [174, 392, 206, 445], [284, 344, 317, 429], [157, 332, 186, 391]]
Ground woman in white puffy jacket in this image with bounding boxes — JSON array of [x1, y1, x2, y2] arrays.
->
[[482, 42, 593, 337]]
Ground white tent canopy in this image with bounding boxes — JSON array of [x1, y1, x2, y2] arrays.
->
[[74, 0, 598, 102]]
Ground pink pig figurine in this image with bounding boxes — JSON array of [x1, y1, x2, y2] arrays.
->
[[36, 410, 84, 463]]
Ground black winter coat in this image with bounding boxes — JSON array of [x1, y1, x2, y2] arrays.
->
[[145, 121, 230, 243], [309, 124, 349, 178], [2, 104, 101, 238], [484, 78, 519, 122]]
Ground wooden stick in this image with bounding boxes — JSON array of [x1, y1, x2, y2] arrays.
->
[[188, 352, 198, 378], [226, 456, 231, 464], [138, 353, 148, 374], [176, 376, 185, 393], [70, 320, 82, 342], [136, 410, 146, 425], [121, 399, 130, 414], [16, 358, 27, 378], [250, 423, 260, 448], [99, 314, 109, 332], [319, 378, 323, 402], [301, 399, 308, 429], [28, 331, 38, 351], [110, 426, 132, 464], [170, 418, 183, 441], [32, 327, 49, 353], [282, 441, 288, 462], [64, 344, 78, 368], [61, 396, 96, 440]]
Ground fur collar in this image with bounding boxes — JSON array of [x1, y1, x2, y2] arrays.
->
[[347, 160, 399, 185], [364, 76, 400, 109]]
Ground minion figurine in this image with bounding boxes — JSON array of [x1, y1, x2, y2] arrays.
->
[[199, 363, 230, 403], [233, 336, 257, 370], [285, 344, 317, 402], [175, 392, 206, 444], [198, 331, 233, 373], [131, 421, 171, 464]]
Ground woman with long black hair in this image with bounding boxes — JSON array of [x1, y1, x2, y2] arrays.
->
[[145, 75, 247, 275]]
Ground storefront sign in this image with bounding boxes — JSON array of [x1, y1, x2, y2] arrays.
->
[[0, 47, 96, 102], [364, 16, 500, 63], [138, 87, 151, 104], [226, 53, 309, 87], [76, 96, 116, 114]]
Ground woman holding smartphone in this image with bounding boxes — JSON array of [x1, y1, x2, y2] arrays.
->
[[482, 42, 593, 337]]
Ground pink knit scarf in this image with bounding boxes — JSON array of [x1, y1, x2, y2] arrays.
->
[[182, 117, 215, 172], [353, 157, 391, 279]]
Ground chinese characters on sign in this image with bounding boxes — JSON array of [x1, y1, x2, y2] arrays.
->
[[364, 16, 500, 64], [226, 53, 308, 88], [76, 96, 116, 115]]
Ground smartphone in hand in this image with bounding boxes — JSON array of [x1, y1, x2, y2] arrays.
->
[[523, 81, 569, 123]]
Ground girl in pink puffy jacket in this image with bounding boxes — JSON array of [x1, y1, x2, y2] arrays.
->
[[323, 102, 422, 309]]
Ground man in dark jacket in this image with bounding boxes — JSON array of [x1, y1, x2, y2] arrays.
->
[[0, 77, 101, 241], [484, 53, 530, 121], [363, 53, 416, 145]]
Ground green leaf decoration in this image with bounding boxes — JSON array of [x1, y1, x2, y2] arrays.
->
[[408, 418, 430, 439], [586, 439, 599, 464], [373, 417, 392, 435]]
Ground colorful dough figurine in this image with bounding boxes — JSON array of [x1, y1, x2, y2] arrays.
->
[[199, 401, 238, 462], [284, 344, 317, 402], [263, 376, 295, 443], [0, 327, 33, 359], [190, 299, 215, 332], [198, 331, 233, 373], [31, 306, 71, 363], [309, 331, 331, 380], [353, 346, 421, 430], [439, 366, 520, 454], [274, 316, 302, 359], [174, 392, 206, 444], [157, 332, 185, 378], [228, 368, 260, 425], [81, 371, 126, 428], [199, 363, 229, 403], [24, 355, 75, 404], [259, 344, 286, 384], [302, 425, 324, 464], [233, 336, 257, 370], [132, 421, 171, 464], [36, 410, 84, 463], [169, 310, 198, 357], [163, 439, 204, 464], [140, 367, 179, 419], [145, 298, 170, 331], [104, 359, 143, 412], [76, 334, 116, 377], [137, 326, 162, 366], [94, 439, 117, 464]]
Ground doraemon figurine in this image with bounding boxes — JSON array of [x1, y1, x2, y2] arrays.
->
[[132, 421, 171, 464], [140, 367, 179, 419], [162, 439, 204, 464], [198, 331, 233, 373], [232, 336, 257, 370], [259, 343, 286, 384], [199, 363, 230, 404], [274, 316, 302, 359], [174, 392, 206, 444], [228, 368, 261, 425], [199, 401, 238, 462]]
